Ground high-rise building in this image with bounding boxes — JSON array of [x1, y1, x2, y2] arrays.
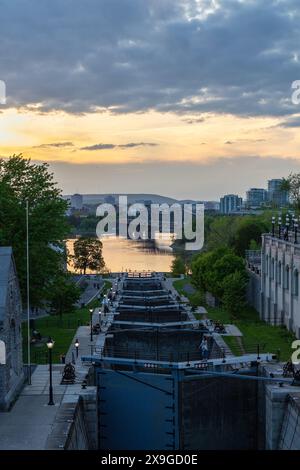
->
[[267, 179, 289, 207], [219, 194, 243, 214], [246, 188, 267, 208], [70, 193, 83, 210]]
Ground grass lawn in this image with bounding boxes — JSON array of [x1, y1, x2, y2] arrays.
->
[[173, 277, 296, 361], [173, 277, 204, 308], [22, 280, 112, 364]]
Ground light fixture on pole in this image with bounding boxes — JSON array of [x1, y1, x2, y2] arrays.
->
[[285, 215, 290, 241], [271, 216, 275, 237], [74, 338, 80, 359], [278, 216, 282, 239], [89, 308, 93, 342], [26, 199, 31, 385], [46, 337, 55, 406]]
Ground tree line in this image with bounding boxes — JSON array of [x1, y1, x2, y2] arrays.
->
[[0, 155, 105, 316]]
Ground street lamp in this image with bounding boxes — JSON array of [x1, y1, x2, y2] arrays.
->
[[271, 216, 275, 237], [295, 220, 298, 244], [46, 337, 55, 406], [75, 338, 80, 359], [89, 308, 93, 342], [26, 199, 31, 385], [278, 216, 282, 239], [284, 215, 290, 241]]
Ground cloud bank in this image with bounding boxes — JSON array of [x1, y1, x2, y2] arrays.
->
[[0, 0, 300, 117]]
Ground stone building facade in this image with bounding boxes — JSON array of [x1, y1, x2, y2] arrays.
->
[[261, 234, 300, 337], [0, 247, 24, 409]]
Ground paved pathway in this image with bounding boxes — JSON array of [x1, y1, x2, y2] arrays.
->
[[0, 291, 105, 450], [76, 276, 104, 306], [0, 365, 94, 450]]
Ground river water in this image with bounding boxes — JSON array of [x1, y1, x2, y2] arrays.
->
[[66, 236, 174, 273]]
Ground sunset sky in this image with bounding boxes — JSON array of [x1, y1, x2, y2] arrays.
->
[[1, 0, 300, 200]]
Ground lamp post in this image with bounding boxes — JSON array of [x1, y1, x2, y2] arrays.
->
[[291, 215, 296, 231], [278, 216, 282, 239], [272, 216, 275, 237], [286, 215, 290, 228], [46, 337, 55, 406], [75, 338, 79, 359], [26, 199, 31, 385], [295, 221, 298, 244], [89, 308, 93, 342]]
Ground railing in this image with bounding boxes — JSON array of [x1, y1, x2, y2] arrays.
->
[[93, 342, 270, 364]]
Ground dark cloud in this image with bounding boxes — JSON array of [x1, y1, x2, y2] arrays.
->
[[224, 138, 267, 145], [183, 117, 206, 124], [81, 144, 115, 151], [34, 141, 74, 148], [278, 115, 300, 127], [81, 142, 158, 151], [0, 0, 300, 117]]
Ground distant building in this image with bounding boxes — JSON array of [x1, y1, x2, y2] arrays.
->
[[70, 193, 83, 210], [267, 179, 289, 207], [246, 188, 267, 209], [220, 194, 243, 214], [0, 247, 24, 410], [204, 201, 220, 212]]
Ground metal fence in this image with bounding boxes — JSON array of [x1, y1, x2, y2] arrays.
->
[[94, 342, 271, 364]]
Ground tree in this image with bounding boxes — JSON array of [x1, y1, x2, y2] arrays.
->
[[282, 173, 300, 210], [191, 247, 248, 310], [249, 239, 260, 250], [191, 246, 230, 294], [232, 217, 268, 257], [206, 216, 239, 251], [0, 154, 69, 306], [48, 273, 81, 317], [171, 256, 187, 277], [222, 271, 248, 318], [73, 237, 105, 274]]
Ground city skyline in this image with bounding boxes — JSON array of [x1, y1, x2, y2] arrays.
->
[[1, 0, 300, 199]]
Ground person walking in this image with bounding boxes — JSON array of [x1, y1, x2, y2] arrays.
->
[[199, 336, 209, 360]]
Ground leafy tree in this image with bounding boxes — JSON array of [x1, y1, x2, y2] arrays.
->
[[232, 217, 268, 256], [48, 273, 81, 317], [222, 271, 248, 317], [171, 256, 187, 277], [282, 173, 300, 209], [0, 154, 69, 306], [191, 246, 230, 293], [249, 239, 260, 250], [191, 247, 248, 309], [73, 237, 105, 274], [206, 216, 238, 251]]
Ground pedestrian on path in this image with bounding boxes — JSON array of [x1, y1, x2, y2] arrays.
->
[[199, 336, 209, 360]]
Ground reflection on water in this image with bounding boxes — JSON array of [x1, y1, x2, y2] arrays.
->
[[67, 236, 174, 273]]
